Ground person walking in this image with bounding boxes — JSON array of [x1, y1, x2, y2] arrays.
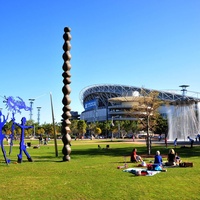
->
[[188, 136, 194, 148], [174, 138, 178, 148]]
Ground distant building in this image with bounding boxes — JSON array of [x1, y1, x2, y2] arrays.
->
[[70, 111, 80, 120], [80, 84, 200, 123]]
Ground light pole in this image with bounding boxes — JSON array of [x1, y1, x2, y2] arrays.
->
[[37, 107, 41, 124], [29, 99, 35, 121]]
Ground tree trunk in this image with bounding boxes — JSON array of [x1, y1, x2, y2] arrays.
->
[[147, 116, 151, 155], [147, 135, 151, 155]]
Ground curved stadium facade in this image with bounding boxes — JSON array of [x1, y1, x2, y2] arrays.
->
[[80, 84, 200, 123]]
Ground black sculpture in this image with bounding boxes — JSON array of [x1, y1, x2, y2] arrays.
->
[[61, 27, 72, 161]]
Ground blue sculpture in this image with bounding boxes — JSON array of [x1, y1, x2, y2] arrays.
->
[[4, 96, 31, 114], [0, 96, 33, 164], [9, 113, 15, 155], [0, 111, 10, 164], [14, 117, 33, 163]]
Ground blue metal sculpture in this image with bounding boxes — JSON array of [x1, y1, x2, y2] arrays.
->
[[0, 111, 10, 164], [14, 117, 33, 163], [0, 96, 33, 164], [4, 96, 31, 114], [9, 113, 15, 155]]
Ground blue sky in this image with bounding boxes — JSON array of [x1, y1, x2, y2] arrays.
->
[[0, 0, 199, 124]]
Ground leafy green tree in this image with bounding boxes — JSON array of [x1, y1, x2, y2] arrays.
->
[[112, 120, 124, 138], [4, 120, 24, 138], [3, 120, 12, 135], [121, 120, 138, 138], [15, 126, 21, 136], [36, 127, 45, 136], [110, 120, 137, 138], [26, 119, 35, 126], [94, 127, 102, 137], [77, 120, 87, 138], [98, 122, 106, 136], [43, 123, 54, 137], [152, 113, 168, 136], [128, 90, 164, 154], [70, 120, 79, 136]]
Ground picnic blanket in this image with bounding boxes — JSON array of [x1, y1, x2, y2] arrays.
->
[[123, 168, 161, 176]]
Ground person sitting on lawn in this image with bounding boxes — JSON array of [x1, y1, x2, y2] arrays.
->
[[154, 150, 163, 166], [175, 152, 182, 165], [130, 148, 143, 162], [166, 148, 176, 166]]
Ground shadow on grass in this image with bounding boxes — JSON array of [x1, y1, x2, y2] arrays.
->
[[3, 143, 199, 164], [71, 144, 200, 159]]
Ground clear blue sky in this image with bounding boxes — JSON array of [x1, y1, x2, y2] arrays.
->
[[0, 0, 199, 124]]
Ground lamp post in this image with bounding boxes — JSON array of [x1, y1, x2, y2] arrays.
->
[[29, 99, 35, 121], [37, 107, 41, 124]]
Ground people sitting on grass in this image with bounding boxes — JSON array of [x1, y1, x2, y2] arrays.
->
[[166, 148, 176, 166], [130, 148, 143, 162], [175, 152, 181, 165], [154, 150, 163, 166]]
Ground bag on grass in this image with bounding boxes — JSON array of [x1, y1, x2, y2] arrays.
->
[[153, 164, 162, 171], [142, 161, 146, 167]]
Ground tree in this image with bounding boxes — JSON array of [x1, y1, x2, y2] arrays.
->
[[43, 123, 54, 137], [36, 127, 45, 136], [77, 120, 87, 138], [120, 120, 138, 138], [128, 90, 164, 154], [70, 120, 79, 136], [94, 127, 102, 137], [3, 120, 12, 135], [152, 113, 168, 136]]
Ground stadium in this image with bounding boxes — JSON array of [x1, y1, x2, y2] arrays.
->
[[80, 84, 200, 140], [79, 84, 200, 123]]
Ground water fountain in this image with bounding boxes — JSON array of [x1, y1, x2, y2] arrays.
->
[[167, 85, 200, 141]]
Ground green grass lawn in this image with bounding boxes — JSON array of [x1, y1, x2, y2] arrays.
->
[[0, 139, 200, 200]]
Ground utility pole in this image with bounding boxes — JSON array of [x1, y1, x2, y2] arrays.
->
[[37, 107, 41, 124], [29, 99, 35, 121]]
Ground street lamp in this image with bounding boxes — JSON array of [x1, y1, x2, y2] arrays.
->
[[29, 99, 35, 121], [37, 107, 41, 124]]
